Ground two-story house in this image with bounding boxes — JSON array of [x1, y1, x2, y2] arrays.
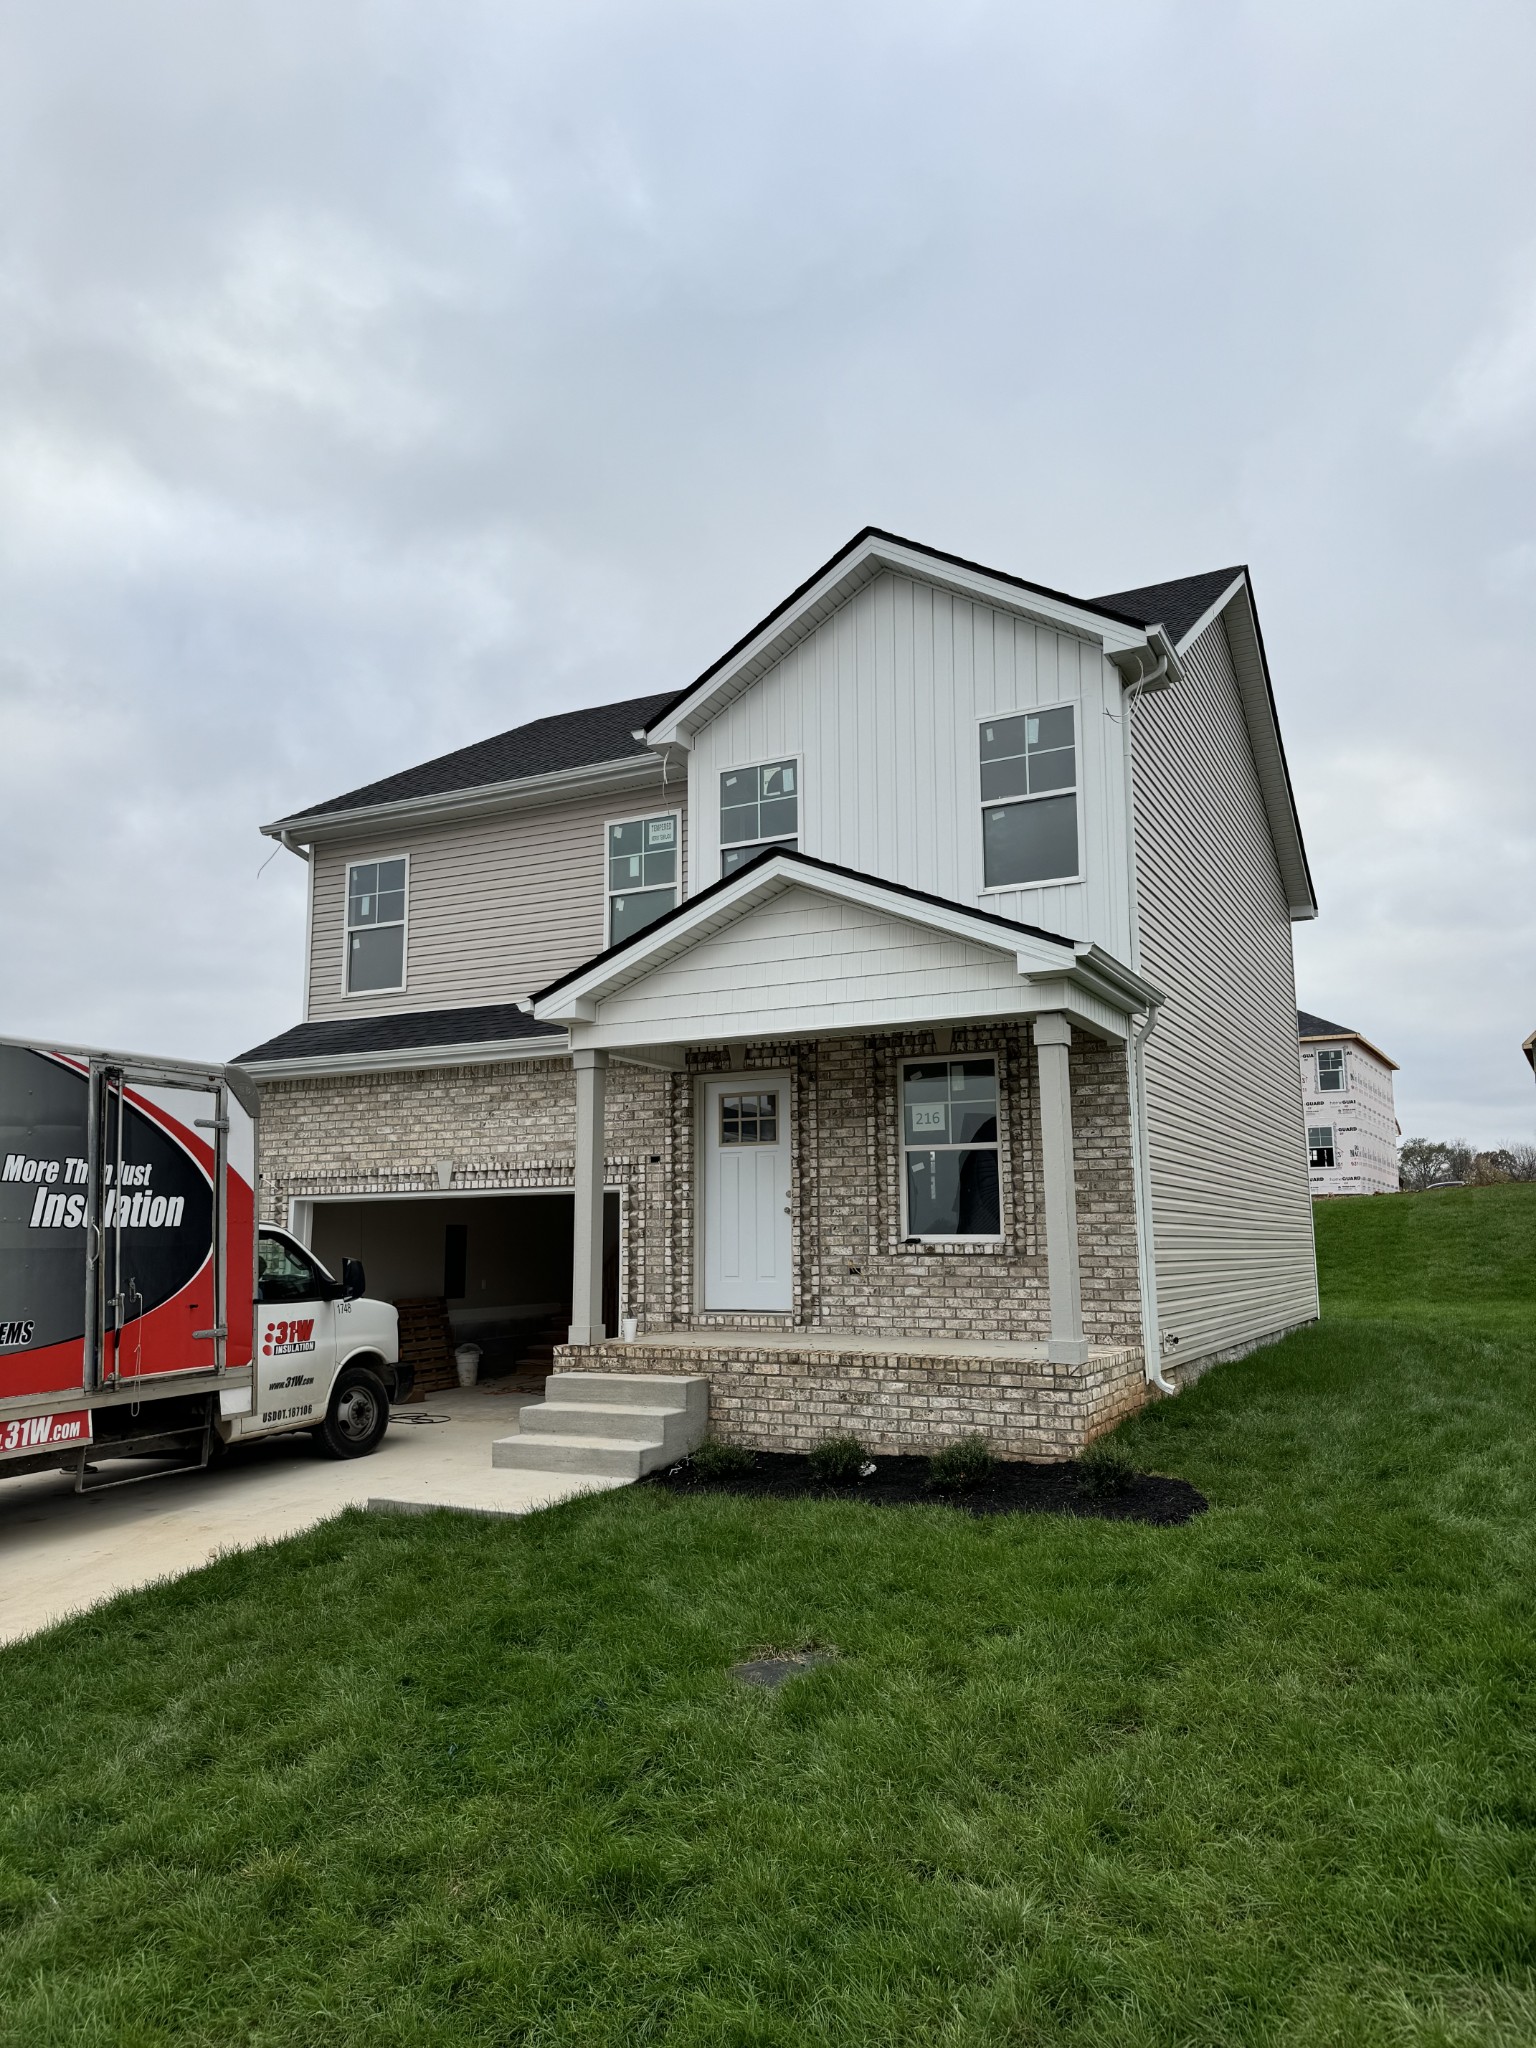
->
[[237, 528, 1319, 1457], [1298, 1010, 1400, 1195]]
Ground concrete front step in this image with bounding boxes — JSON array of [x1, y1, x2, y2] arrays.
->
[[492, 1432, 672, 1478], [491, 1371, 709, 1483], [544, 1371, 710, 1417]]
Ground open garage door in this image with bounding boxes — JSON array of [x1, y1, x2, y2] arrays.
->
[[309, 1191, 619, 1379]]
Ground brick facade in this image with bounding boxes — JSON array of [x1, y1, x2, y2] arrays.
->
[[557, 1336, 1148, 1460], [255, 1022, 1146, 1453]]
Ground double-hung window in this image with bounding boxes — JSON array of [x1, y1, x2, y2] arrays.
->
[[608, 813, 679, 944], [980, 707, 1079, 887], [1308, 1126, 1336, 1169], [1317, 1048, 1346, 1092], [720, 759, 797, 877], [901, 1058, 1001, 1239], [346, 857, 407, 993]]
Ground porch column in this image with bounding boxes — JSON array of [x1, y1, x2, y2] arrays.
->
[[1032, 1012, 1090, 1365], [568, 1047, 609, 1346]]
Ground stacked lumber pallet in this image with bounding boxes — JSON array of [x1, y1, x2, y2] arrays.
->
[[393, 1296, 458, 1399]]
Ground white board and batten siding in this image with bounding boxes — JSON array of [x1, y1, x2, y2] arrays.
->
[[1132, 613, 1318, 1366], [685, 572, 1135, 959], [306, 781, 686, 1020]]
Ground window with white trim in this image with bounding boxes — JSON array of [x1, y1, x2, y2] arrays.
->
[[980, 707, 1078, 887], [346, 857, 406, 993], [901, 1058, 1001, 1239], [1308, 1126, 1336, 1168], [608, 813, 679, 944], [720, 759, 797, 877], [1317, 1048, 1346, 1092]]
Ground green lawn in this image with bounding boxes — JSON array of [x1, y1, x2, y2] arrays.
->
[[3, 1191, 1535, 2047]]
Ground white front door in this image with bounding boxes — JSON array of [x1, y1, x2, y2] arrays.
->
[[702, 1076, 793, 1310]]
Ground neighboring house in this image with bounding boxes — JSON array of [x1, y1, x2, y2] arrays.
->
[[1298, 1011, 1400, 1196], [236, 528, 1319, 1457]]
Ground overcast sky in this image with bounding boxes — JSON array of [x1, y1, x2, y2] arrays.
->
[[2, 1, 1533, 1143]]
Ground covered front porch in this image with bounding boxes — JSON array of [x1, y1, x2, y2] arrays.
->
[[529, 851, 1163, 1453]]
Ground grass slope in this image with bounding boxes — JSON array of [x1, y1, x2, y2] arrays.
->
[[2, 1190, 1535, 2047]]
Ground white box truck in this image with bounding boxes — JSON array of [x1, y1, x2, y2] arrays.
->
[[0, 1034, 409, 1489]]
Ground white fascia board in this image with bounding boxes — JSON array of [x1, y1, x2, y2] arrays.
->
[[262, 755, 661, 847], [1203, 585, 1318, 921], [531, 857, 1082, 1022], [646, 535, 1158, 747], [1171, 575, 1248, 657], [235, 1034, 569, 1082]]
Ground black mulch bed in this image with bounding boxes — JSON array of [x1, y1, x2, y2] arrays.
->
[[645, 1452, 1206, 1527]]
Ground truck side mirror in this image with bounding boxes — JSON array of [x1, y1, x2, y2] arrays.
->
[[342, 1258, 366, 1300]]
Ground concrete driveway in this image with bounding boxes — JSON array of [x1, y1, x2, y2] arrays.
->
[[0, 1383, 624, 1647]]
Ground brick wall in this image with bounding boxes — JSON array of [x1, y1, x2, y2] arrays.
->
[[255, 1020, 1141, 1364], [558, 1337, 1150, 1459], [255, 1057, 674, 1328]]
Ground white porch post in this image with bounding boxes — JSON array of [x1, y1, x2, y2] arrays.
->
[[568, 1047, 609, 1346], [1033, 1012, 1090, 1365]]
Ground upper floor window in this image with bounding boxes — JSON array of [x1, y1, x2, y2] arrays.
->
[[721, 759, 797, 877], [1308, 1126, 1336, 1168], [608, 813, 679, 944], [980, 707, 1078, 888], [1317, 1048, 1346, 1092], [346, 857, 407, 993], [901, 1057, 1001, 1240]]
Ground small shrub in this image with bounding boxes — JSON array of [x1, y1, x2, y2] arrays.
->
[[807, 1434, 870, 1484], [1075, 1436, 1138, 1500], [690, 1439, 755, 1480], [927, 1433, 995, 1493]]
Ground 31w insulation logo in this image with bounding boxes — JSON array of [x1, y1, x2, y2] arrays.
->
[[0, 1410, 91, 1456], [264, 1319, 316, 1357]]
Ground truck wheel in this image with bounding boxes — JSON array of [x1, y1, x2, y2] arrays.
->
[[320, 1364, 390, 1459]]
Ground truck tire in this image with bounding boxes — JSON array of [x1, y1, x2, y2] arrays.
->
[[319, 1364, 390, 1459]]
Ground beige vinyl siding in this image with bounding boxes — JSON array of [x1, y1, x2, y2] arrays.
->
[[1132, 611, 1317, 1365], [307, 780, 686, 1019]]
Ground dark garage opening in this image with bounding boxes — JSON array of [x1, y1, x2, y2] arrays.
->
[[311, 1191, 619, 1378]]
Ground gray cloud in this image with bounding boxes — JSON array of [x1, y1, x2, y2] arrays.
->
[[2, 0, 1533, 1141]]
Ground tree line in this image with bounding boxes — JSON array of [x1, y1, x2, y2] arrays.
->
[[1397, 1139, 1536, 1191]]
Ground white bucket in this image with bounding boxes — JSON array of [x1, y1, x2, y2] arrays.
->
[[621, 1317, 639, 1342], [453, 1343, 482, 1388]]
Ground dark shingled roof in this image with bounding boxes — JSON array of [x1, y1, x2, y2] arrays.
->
[[1297, 1009, 1354, 1039], [272, 551, 1252, 831], [278, 691, 677, 825], [1093, 567, 1245, 646], [235, 1002, 563, 1066]]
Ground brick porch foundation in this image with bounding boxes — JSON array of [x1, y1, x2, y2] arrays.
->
[[555, 1332, 1149, 1462]]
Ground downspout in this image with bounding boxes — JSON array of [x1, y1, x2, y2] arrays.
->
[[276, 830, 314, 1022], [1119, 652, 1177, 1395], [1128, 1003, 1174, 1393]]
